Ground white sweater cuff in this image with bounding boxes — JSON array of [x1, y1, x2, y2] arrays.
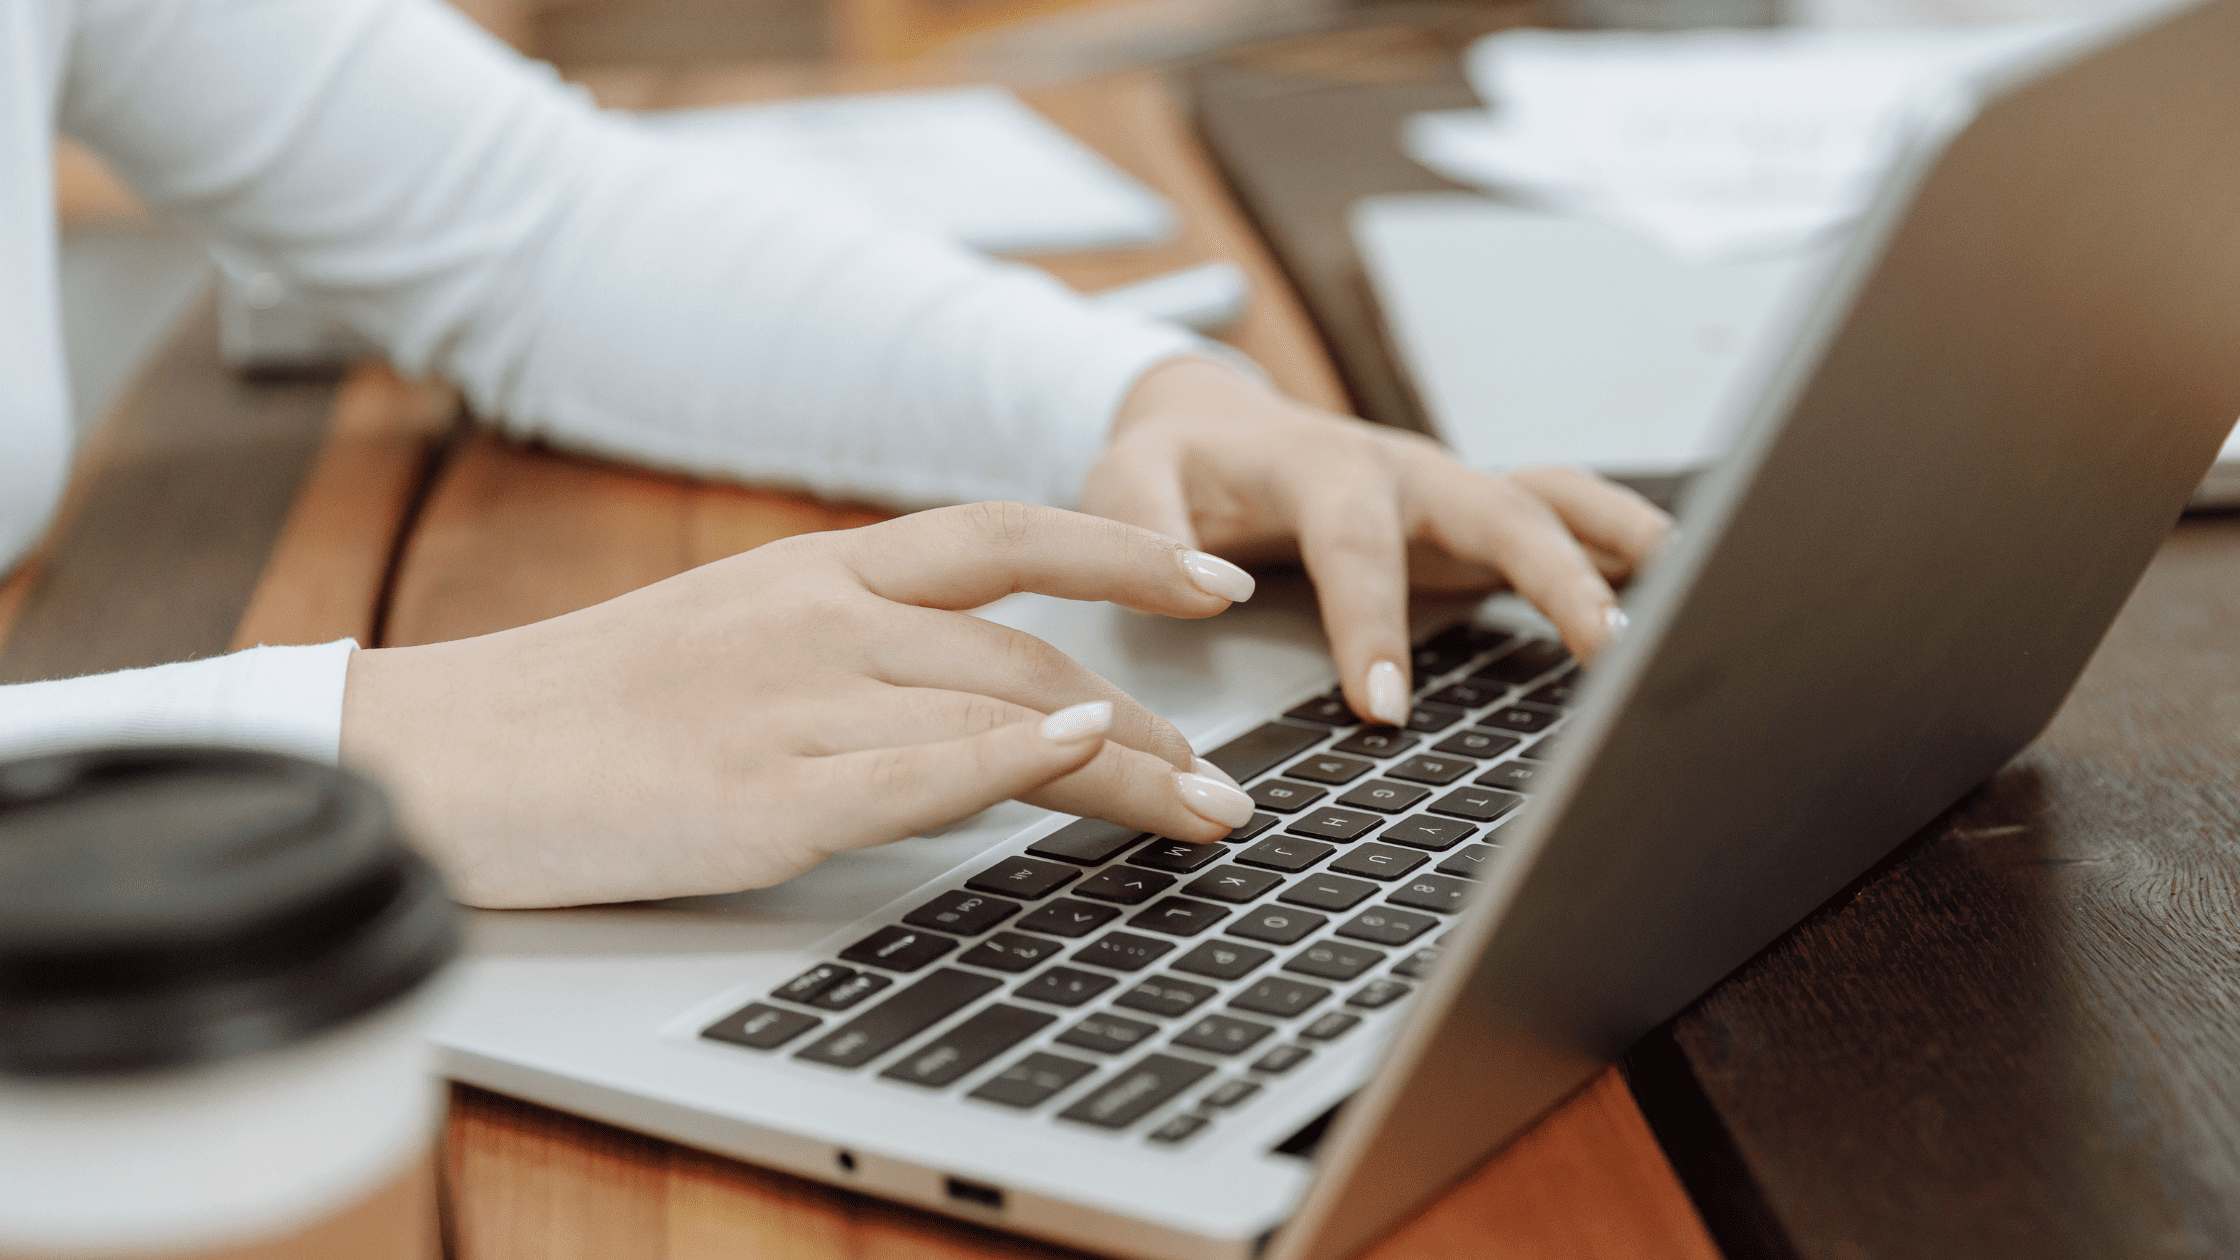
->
[[0, 640, 357, 766]]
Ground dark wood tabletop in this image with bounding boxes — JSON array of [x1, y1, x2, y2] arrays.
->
[[1188, 15, 2240, 1260]]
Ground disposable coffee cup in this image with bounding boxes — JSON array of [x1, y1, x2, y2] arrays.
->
[[0, 747, 460, 1259]]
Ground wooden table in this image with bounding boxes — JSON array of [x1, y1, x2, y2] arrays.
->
[[0, 69, 1715, 1260]]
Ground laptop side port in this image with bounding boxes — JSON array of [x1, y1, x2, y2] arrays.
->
[[943, 1176, 1005, 1211]]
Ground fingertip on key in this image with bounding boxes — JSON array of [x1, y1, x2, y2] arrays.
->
[[1174, 771, 1254, 827]]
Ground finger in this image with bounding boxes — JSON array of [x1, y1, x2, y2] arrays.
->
[[1079, 442, 1199, 547], [868, 610, 1197, 771], [1293, 476, 1415, 727], [788, 686, 1247, 844], [1416, 462, 1626, 661], [1505, 466, 1674, 577], [804, 703, 1115, 855], [831, 501, 1252, 616]]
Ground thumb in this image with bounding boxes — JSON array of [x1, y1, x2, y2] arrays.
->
[[806, 702, 1114, 855]]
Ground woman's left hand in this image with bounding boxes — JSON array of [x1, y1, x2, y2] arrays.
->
[[1082, 356, 1675, 726]]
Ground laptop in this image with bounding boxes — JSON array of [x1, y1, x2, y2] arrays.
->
[[430, 2, 2240, 1256]]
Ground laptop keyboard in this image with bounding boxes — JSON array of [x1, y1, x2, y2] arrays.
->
[[700, 622, 1574, 1148]]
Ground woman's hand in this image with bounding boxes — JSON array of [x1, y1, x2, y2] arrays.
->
[[1083, 357, 1674, 725], [339, 503, 1261, 908]]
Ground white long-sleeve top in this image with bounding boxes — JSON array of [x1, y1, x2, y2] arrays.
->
[[0, 0, 1199, 765]]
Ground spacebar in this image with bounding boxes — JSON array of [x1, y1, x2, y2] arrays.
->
[[1205, 722, 1325, 783], [794, 968, 1000, 1069]]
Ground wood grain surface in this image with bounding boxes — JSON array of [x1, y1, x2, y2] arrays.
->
[[1666, 512, 2240, 1260]]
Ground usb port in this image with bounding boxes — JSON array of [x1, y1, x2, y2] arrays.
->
[[944, 1177, 1004, 1210]]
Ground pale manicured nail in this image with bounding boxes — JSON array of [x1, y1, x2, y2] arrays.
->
[[1174, 772, 1254, 827], [1366, 659, 1410, 727], [1193, 757, 1244, 792], [1039, 701, 1113, 744], [1604, 607, 1630, 637], [1179, 550, 1256, 603]]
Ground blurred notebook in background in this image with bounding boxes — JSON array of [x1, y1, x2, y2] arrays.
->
[[635, 85, 1175, 254]]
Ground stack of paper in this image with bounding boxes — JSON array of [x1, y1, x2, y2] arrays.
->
[[636, 85, 1175, 255]]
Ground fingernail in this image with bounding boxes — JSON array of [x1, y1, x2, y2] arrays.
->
[[1179, 550, 1255, 603], [1193, 757, 1244, 792], [1604, 606, 1630, 638], [1366, 659, 1409, 727], [1040, 701, 1114, 744], [1174, 772, 1254, 827]]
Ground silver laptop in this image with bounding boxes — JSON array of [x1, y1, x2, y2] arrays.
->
[[431, 2, 2240, 1256]]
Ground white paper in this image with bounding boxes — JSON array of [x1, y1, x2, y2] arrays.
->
[[636, 85, 1175, 255]]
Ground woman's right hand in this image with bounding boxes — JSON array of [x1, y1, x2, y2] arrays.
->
[[338, 502, 1260, 909]]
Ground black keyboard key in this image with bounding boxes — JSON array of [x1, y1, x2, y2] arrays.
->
[[1027, 818, 1148, 866], [839, 926, 958, 973], [1348, 978, 1414, 1009], [1059, 1053, 1215, 1128], [1248, 779, 1326, 814], [1404, 706, 1465, 734], [1148, 1113, 1210, 1144], [1228, 812, 1279, 842], [1251, 1045, 1313, 1074], [1128, 840, 1225, 873], [1113, 975, 1217, 1018], [704, 1002, 821, 1051], [1182, 864, 1284, 903], [1432, 730, 1521, 760], [1426, 681, 1505, 710], [1428, 786, 1525, 823], [1226, 905, 1328, 945], [1331, 729, 1419, 759], [1380, 815, 1477, 852], [1203, 1079, 1262, 1109], [1016, 966, 1117, 1008], [794, 969, 999, 1068], [1300, 1012, 1361, 1041], [1470, 640, 1570, 685], [772, 963, 851, 1005], [812, 971, 892, 1010], [1336, 907, 1439, 946], [1172, 940, 1274, 980], [1526, 675, 1579, 708], [1074, 931, 1175, 972], [1236, 837, 1335, 872], [1435, 844, 1500, 879], [1388, 873, 1477, 914], [1127, 897, 1231, 937], [1173, 1014, 1277, 1056], [903, 890, 1022, 936], [1058, 1012, 1162, 1054], [878, 1004, 1054, 1088], [1330, 843, 1428, 882], [1387, 755, 1473, 786], [969, 1051, 1096, 1109], [1284, 940, 1385, 981], [1014, 898, 1120, 938], [1284, 753, 1376, 785], [1476, 761, 1544, 794], [957, 931, 1064, 973], [1392, 947, 1441, 979], [964, 857, 1079, 900], [1076, 867, 1176, 904], [1229, 976, 1332, 1018], [1335, 780, 1431, 814], [1477, 704, 1562, 736], [1206, 722, 1327, 782], [1409, 630, 1477, 677], [1285, 806, 1382, 843], [1283, 693, 1359, 728], [1277, 873, 1379, 912], [1518, 734, 1560, 762]]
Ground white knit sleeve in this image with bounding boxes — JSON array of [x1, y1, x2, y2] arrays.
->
[[0, 641, 356, 766], [58, 0, 1202, 509]]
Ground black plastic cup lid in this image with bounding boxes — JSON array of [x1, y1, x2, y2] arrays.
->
[[0, 747, 459, 1078]]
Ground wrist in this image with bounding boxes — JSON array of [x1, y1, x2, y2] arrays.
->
[[1110, 354, 1276, 443]]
